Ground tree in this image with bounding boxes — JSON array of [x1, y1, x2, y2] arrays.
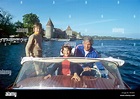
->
[[14, 20, 24, 28], [22, 13, 40, 36], [14, 20, 27, 37], [0, 8, 15, 37]]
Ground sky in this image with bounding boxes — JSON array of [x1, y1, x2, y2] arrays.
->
[[0, 0, 140, 39]]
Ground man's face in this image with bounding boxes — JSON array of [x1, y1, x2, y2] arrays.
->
[[83, 41, 92, 51]]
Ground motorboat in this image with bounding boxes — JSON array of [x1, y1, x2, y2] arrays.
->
[[8, 57, 130, 90]]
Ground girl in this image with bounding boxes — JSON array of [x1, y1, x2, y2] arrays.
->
[[44, 45, 83, 81]]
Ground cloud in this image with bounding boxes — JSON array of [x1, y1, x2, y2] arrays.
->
[[75, 19, 118, 27], [20, 1, 23, 4]]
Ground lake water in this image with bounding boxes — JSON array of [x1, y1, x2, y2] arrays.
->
[[0, 39, 140, 89]]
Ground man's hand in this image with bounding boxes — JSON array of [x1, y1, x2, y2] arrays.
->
[[83, 67, 92, 71]]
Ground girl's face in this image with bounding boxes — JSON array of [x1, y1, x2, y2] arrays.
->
[[62, 47, 71, 57]]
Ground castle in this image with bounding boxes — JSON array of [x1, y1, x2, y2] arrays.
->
[[44, 18, 82, 40]]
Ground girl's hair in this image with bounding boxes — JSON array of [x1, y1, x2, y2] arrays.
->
[[61, 45, 72, 54]]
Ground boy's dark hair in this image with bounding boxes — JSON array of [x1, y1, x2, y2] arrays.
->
[[33, 22, 42, 29]]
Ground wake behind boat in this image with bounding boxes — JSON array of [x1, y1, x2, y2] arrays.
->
[[7, 57, 130, 90]]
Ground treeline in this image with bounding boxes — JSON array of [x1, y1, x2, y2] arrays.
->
[[0, 8, 44, 38], [82, 35, 137, 40]]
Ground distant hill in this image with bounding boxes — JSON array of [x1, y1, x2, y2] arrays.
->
[[82, 35, 140, 40]]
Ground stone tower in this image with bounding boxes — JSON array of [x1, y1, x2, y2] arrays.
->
[[65, 25, 72, 38], [45, 18, 54, 39]]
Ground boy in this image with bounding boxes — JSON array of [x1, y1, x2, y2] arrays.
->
[[25, 22, 42, 57], [25, 22, 43, 75]]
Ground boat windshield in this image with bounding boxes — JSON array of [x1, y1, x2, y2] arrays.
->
[[12, 57, 127, 89]]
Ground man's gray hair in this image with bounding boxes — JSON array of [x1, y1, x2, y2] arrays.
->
[[83, 36, 93, 44]]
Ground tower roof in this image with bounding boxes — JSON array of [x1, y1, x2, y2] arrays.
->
[[66, 26, 72, 31], [46, 18, 54, 27]]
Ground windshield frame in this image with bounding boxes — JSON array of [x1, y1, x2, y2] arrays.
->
[[12, 57, 126, 89]]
